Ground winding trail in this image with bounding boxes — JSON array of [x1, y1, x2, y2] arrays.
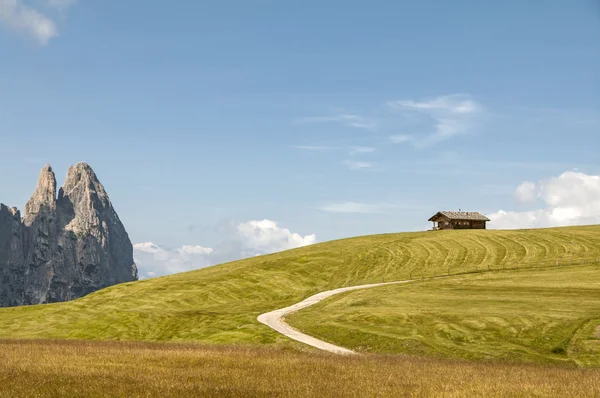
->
[[257, 280, 414, 355]]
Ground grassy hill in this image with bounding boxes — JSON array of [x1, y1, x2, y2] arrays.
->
[[0, 225, 599, 346], [287, 266, 600, 366]]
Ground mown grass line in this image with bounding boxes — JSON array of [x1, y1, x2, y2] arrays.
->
[[0, 226, 598, 347], [286, 265, 600, 366]]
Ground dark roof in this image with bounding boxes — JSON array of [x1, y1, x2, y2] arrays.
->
[[428, 211, 490, 222]]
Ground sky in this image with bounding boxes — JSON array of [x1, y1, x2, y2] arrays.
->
[[1, 0, 599, 278]]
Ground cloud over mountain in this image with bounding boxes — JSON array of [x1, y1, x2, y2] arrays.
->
[[134, 219, 316, 279]]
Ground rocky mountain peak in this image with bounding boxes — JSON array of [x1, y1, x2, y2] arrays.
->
[[61, 162, 109, 203], [0, 204, 20, 219], [0, 163, 137, 307], [59, 162, 113, 237], [23, 164, 57, 226]]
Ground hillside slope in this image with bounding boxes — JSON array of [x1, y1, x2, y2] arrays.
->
[[287, 266, 600, 366], [0, 226, 599, 344]]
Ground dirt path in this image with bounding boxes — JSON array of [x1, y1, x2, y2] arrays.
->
[[257, 280, 413, 355]]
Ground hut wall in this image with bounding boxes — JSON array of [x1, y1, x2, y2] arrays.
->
[[437, 216, 453, 230], [430, 214, 488, 230]]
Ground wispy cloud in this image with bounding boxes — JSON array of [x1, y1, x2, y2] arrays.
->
[[343, 160, 374, 170], [348, 146, 376, 155], [294, 145, 377, 155], [0, 0, 76, 45], [292, 145, 331, 151], [392, 95, 480, 114], [389, 134, 412, 144], [298, 113, 376, 131], [319, 201, 427, 214], [387, 94, 482, 147], [0, 0, 57, 44]]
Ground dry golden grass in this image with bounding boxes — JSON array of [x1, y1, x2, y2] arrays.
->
[[1, 340, 599, 397]]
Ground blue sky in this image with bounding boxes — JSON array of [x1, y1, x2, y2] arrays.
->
[[1, 1, 599, 277]]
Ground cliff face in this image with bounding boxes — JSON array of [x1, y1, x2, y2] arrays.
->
[[0, 163, 137, 307], [0, 205, 26, 307]]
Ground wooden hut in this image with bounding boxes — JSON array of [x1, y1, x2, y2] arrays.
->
[[428, 211, 490, 230]]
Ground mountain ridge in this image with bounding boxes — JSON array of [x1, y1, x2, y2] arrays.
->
[[0, 163, 138, 307]]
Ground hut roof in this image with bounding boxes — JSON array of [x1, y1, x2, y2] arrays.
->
[[428, 211, 490, 222]]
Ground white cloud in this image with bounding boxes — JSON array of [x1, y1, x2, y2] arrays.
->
[[0, 0, 57, 44], [394, 96, 481, 114], [488, 171, 600, 229], [236, 219, 316, 254], [388, 94, 482, 147], [343, 160, 373, 170], [133, 220, 316, 278], [298, 113, 376, 131], [515, 181, 537, 202], [132, 242, 162, 254], [177, 245, 214, 255], [0, 0, 76, 44], [133, 242, 213, 278]]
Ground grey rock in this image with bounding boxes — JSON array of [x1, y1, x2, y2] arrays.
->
[[0, 204, 26, 306], [0, 163, 137, 307]]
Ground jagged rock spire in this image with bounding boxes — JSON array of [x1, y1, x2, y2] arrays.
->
[[59, 162, 111, 237], [61, 163, 109, 202], [0, 163, 138, 308], [23, 164, 57, 226]]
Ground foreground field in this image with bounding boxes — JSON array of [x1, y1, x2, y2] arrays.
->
[[1, 340, 599, 397], [0, 226, 599, 346], [287, 266, 600, 366]]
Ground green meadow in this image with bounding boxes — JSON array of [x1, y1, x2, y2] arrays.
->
[[287, 265, 600, 366], [0, 225, 598, 349]]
